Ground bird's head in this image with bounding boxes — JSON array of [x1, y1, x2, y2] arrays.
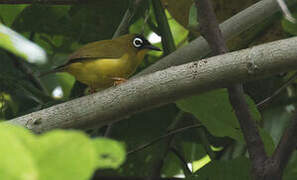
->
[[131, 34, 161, 51]]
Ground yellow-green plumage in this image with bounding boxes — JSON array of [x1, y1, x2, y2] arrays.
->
[[53, 34, 156, 90]]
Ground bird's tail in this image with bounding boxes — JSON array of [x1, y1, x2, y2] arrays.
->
[[39, 67, 64, 78]]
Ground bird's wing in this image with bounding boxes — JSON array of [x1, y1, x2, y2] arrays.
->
[[61, 40, 128, 67]]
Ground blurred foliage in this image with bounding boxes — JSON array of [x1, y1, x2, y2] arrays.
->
[[0, 124, 125, 180], [0, 0, 297, 179]]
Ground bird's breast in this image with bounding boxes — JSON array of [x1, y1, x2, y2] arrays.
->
[[65, 53, 140, 88]]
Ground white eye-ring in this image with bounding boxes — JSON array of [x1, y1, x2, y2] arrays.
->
[[133, 37, 143, 48]]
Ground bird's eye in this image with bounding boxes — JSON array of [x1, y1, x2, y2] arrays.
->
[[133, 37, 143, 48]]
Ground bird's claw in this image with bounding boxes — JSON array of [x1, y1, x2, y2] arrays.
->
[[111, 77, 127, 86]]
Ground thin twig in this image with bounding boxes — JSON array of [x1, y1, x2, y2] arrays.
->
[[257, 71, 297, 107], [128, 124, 201, 155]]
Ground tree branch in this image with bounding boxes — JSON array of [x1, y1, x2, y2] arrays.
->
[[136, 0, 296, 77], [5, 36, 297, 133], [194, 0, 267, 179]]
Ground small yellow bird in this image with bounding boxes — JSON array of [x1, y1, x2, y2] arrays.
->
[[42, 34, 161, 92]]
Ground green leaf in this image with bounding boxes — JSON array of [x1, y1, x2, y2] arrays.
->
[[259, 128, 275, 156], [93, 138, 126, 169], [0, 124, 38, 180], [167, 10, 189, 46], [284, 151, 297, 180], [0, 124, 126, 179], [195, 157, 251, 180], [188, 4, 198, 29], [35, 130, 97, 180], [0, 23, 46, 64], [176, 89, 261, 142], [176, 89, 244, 142], [281, 12, 297, 35], [0, 5, 27, 26]]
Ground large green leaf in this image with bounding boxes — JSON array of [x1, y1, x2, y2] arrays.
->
[[176, 89, 275, 156], [34, 130, 97, 180], [0, 124, 126, 180], [0, 124, 38, 180], [176, 89, 254, 142]]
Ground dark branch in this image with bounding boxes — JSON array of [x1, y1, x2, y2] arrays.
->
[[151, 0, 176, 55], [194, 0, 267, 178]]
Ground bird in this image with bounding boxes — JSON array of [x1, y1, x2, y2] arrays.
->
[[40, 34, 161, 92]]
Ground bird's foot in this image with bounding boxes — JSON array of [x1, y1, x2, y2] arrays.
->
[[88, 87, 96, 94], [111, 77, 127, 86]]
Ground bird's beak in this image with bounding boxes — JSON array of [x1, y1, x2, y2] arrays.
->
[[145, 45, 162, 51]]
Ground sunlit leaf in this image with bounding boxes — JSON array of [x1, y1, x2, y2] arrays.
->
[[0, 124, 38, 180], [93, 138, 126, 169], [35, 130, 97, 180], [0, 23, 46, 64]]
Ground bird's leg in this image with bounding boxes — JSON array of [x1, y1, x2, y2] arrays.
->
[[88, 85, 96, 94], [89, 88, 95, 94], [111, 77, 127, 86]]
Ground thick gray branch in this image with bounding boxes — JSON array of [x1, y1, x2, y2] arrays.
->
[[6, 37, 297, 133], [137, 0, 293, 77]]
